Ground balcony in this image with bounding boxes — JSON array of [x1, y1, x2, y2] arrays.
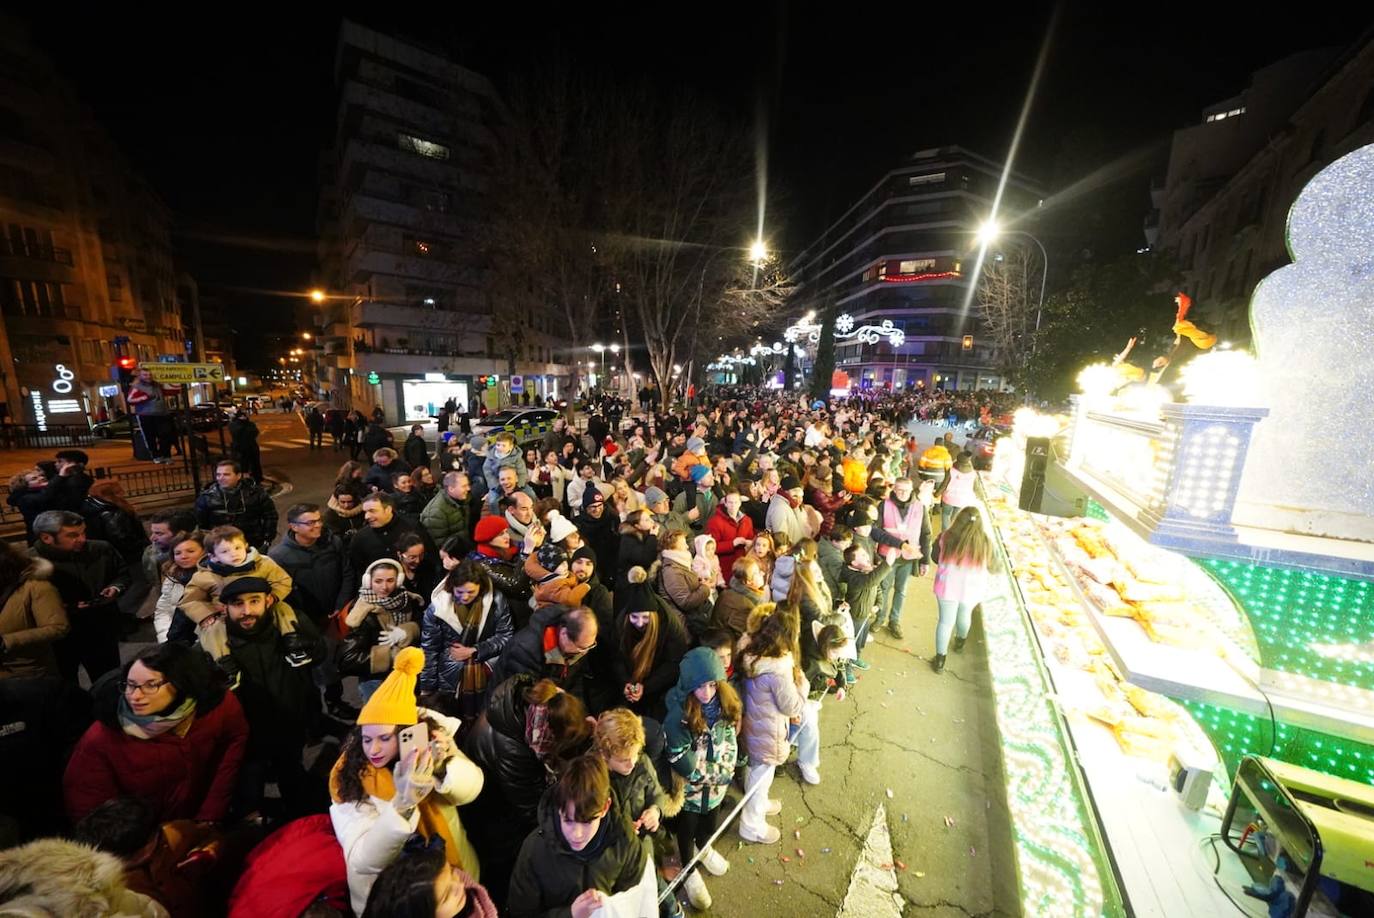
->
[[347, 245, 464, 286], [350, 299, 489, 331]]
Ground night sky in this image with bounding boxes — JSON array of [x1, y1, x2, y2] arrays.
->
[[17, 4, 1374, 363]]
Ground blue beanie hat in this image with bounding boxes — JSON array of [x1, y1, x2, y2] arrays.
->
[[663, 647, 728, 751], [689, 464, 711, 484]]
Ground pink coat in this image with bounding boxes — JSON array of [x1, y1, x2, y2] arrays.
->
[[740, 652, 806, 766]]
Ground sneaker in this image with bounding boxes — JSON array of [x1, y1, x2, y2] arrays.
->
[[888, 622, 905, 640], [699, 845, 730, 876], [739, 823, 781, 845], [932, 653, 947, 674], [953, 635, 967, 653], [683, 870, 712, 910], [765, 798, 782, 817], [799, 763, 821, 785], [844, 668, 858, 686]]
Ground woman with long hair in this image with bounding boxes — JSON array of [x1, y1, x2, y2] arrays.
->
[[335, 460, 368, 500], [330, 648, 484, 915], [786, 538, 846, 666], [362, 840, 497, 918], [63, 642, 249, 825], [613, 566, 688, 719], [152, 533, 206, 643], [736, 608, 809, 844], [80, 479, 146, 568], [749, 531, 776, 587], [413, 465, 440, 504], [929, 505, 1000, 674], [418, 561, 515, 722]]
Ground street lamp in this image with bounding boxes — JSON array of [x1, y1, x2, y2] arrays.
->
[[749, 239, 768, 265], [302, 332, 312, 340], [975, 219, 1049, 350], [309, 289, 326, 304]]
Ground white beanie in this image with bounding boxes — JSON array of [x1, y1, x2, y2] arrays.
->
[[547, 512, 578, 544]]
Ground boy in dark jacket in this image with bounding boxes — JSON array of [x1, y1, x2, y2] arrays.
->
[[838, 543, 895, 658], [507, 754, 653, 918], [594, 708, 672, 835], [220, 577, 328, 818], [403, 424, 430, 472]]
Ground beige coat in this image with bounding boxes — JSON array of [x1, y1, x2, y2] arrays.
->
[[740, 652, 806, 767], [0, 558, 68, 679]]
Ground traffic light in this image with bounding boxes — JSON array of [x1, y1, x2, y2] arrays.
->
[[114, 356, 137, 388]]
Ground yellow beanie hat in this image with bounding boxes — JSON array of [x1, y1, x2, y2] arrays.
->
[[357, 647, 424, 726]]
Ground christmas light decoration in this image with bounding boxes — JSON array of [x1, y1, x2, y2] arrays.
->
[[879, 270, 962, 283]]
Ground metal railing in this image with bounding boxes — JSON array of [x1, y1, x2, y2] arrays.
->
[[0, 458, 219, 531], [0, 424, 96, 449]]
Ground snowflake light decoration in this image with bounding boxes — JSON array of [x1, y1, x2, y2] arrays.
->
[[835, 313, 855, 334]]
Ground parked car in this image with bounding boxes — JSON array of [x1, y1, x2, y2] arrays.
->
[[472, 407, 559, 445], [93, 406, 229, 439]]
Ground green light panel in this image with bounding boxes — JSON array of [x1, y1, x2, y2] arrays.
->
[[1084, 498, 1110, 522], [1178, 699, 1374, 786], [1198, 559, 1374, 691]]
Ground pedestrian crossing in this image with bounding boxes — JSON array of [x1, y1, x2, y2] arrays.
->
[[260, 438, 314, 449]]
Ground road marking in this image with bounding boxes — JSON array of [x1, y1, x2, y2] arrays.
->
[[837, 803, 903, 918]]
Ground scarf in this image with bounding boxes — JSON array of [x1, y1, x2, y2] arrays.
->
[[358, 587, 412, 613], [118, 696, 196, 740], [328, 494, 364, 518], [476, 543, 517, 562], [661, 548, 694, 570], [328, 755, 462, 868], [785, 492, 802, 509], [525, 702, 555, 761]]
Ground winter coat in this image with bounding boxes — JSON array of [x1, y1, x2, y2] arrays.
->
[[712, 577, 767, 640], [152, 572, 192, 644], [360, 423, 391, 456], [0, 557, 68, 679], [740, 652, 806, 767], [420, 490, 476, 550], [577, 509, 620, 577], [403, 433, 430, 471], [419, 586, 515, 696], [64, 680, 249, 825], [664, 651, 739, 814], [611, 604, 688, 720], [488, 605, 595, 702], [765, 494, 806, 544], [29, 538, 132, 613], [839, 559, 891, 622], [0, 838, 168, 918], [609, 751, 670, 824], [180, 550, 293, 627], [467, 546, 532, 607], [80, 497, 147, 566], [657, 551, 712, 639], [330, 708, 484, 915], [507, 787, 649, 918], [224, 605, 323, 752], [705, 504, 755, 583], [269, 531, 354, 624], [363, 460, 408, 494], [392, 488, 427, 520], [193, 478, 278, 549], [337, 591, 423, 679], [672, 485, 717, 533], [615, 532, 659, 593], [460, 674, 554, 861], [692, 535, 723, 590], [1, 676, 91, 841], [817, 538, 846, 597], [227, 814, 349, 918], [8, 473, 90, 541], [806, 487, 848, 537], [482, 447, 527, 493], [323, 494, 366, 543], [770, 554, 797, 603], [348, 517, 435, 583]]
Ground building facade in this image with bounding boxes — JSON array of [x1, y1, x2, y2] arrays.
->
[[315, 21, 572, 422], [787, 146, 1043, 393], [1150, 39, 1374, 341], [0, 16, 191, 429]]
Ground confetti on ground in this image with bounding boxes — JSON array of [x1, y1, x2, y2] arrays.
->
[[773, 879, 784, 886], [880, 862, 893, 870], [795, 816, 805, 824], [885, 788, 894, 798], [821, 847, 832, 854], [915, 871, 926, 878], [793, 829, 802, 840], [953, 718, 965, 724], [943, 816, 956, 828], [881, 702, 889, 708], [895, 859, 907, 870], [901, 814, 909, 822], [747, 857, 755, 864], [796, 848, 805, 858], [780, 855, 791, 863], [970, 847, 977, 857]]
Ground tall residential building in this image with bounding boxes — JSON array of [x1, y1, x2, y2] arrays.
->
[[1151, 37, 1374, 341], [0, 15, 188, 428], [787, 146, 1044, 392], [316, 21, 571, 422]]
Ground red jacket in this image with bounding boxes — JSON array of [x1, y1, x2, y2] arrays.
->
[[64, 690, 250, 825], [705, 504, 756, 583], [806, 487, 848, 538], [228, 815, 348, 918]]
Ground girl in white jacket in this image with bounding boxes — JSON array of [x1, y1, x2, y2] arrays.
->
[[329, 647, 484, 916], [152, 534, 205, 642]]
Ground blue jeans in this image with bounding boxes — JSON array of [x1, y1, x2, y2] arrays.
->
[[881, 559, 918, 627], [935, 598, 975, 655], [941, 503, 963, 531], [358, 678, 383, 704]]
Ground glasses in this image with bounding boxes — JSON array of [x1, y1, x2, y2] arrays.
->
[[120, 679, 169, 696], [291, 518, 323, 527]]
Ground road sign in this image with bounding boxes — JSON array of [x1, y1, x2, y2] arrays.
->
[[509, 374, 524, 394], [146, 362, 224, 384]]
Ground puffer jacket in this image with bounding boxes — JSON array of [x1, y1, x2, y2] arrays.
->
[[419, 490, 476, 549], [704, 504, 754, 583], [79, 497, 147, 566], [740, 652, 806, 767], [269, 531, 354, 624], [507, 785, 649, 918], [0, 557, 68, 679], [193, 478, 278, 549], [0, 838, 168, 918], [466, 546, 531, 608], [419, 585, 515, 696], [770, 554, 797, 603]]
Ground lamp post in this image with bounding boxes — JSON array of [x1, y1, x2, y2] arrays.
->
[[975, 220, 1049, 349], [591, 343, 608, 385]]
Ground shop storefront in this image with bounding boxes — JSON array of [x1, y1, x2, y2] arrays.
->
[[400, 375, 471, 422]]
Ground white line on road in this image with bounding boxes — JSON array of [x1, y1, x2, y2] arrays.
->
[[837, 803, 903, 918]]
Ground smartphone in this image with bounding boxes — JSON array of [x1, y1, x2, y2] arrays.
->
[[397, 722, 429, 764]]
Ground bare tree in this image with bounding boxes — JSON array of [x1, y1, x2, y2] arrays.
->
[[976, 243, 1042, 386]]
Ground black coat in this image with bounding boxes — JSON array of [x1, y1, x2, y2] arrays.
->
[[467, 549, 532, 607], [8, 473, 90, 541], [29, 539, 132, 611], [194, 479, 278, 549], [79, 498, 146, 566], [228, 417, 260, 459], [507, 785, 648, 918], [268, 531, 354, 624], [576, 511, 619, 582], [348, 517, 436, 589], [360, 423, 391, 456], [610, 602, 689, 721], [489, 605, 595, 704], [615, 532, 659, 593], [224, 606, 322, 752], [403, 434, 430, 472], [363, 460, 409, 493]]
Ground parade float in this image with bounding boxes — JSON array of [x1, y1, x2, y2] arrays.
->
[[976, 143, 1374, 917]]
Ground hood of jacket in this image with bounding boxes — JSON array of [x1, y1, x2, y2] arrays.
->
[[200, 546, 263, 576], [327, 494, 363, 518], [692, 534, 716, 559], [662, 646, 728, 750], [22, 555, 55, 582], [743, 651, 795, 680], [660, 548, 694, 571], [0, 838, 138, 916]]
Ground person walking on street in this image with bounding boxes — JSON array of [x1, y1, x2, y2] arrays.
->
[[404, 424, 431, 473], [327, 407, 346, 452], [930, 505, 998, 674], [307, 406, 326, 450], [874, 477, 931, 641]]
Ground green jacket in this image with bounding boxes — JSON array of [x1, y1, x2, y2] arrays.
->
[[672, 487, 718, 533], [419, 490, 474, 551]]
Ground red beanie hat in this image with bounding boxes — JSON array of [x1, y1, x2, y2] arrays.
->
[[474, 515, 509, 545]]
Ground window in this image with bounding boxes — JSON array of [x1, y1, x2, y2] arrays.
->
[[0, 279, 66, 317], [417, 189, 451, 213], [107, 272, 124, 301], [901, 200, 947, 218], [898, 258, 936, 274], [81, 338, 105, 363], [877, 262, 887, 279], [907, 172, 946, 187], [397, 133, 450, 160]]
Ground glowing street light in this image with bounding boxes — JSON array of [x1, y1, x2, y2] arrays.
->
[[975, 219, 1001, 248], [309, 288, 326, 304], [302, 332, 312, 340], [749, 239, 768, 264]]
